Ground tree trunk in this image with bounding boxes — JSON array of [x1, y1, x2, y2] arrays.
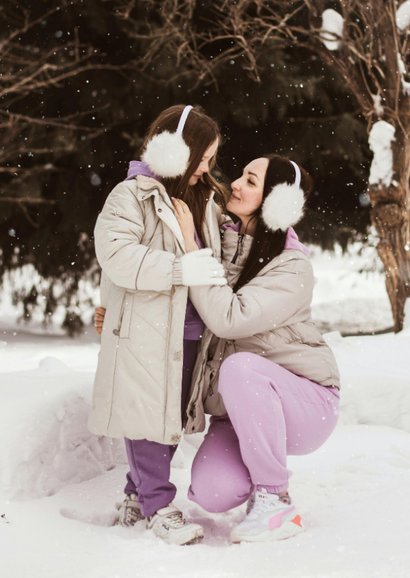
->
[[368, 136, 410, 332]]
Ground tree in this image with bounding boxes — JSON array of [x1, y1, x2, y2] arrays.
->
[[0, 1, 131, 333], [119, 0, 409, 331], [0, 0, 379, 333], [303, 1, 410, 331]]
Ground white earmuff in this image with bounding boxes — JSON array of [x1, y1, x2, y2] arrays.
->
[[141, 105, 193, 178], [261, 161, 305, 232]]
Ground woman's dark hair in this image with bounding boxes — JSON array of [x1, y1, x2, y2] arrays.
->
[[233, 154, 313, 292], [142, 104, 228, 234]]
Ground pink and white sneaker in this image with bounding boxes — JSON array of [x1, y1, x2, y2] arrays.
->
[[231, 489, 303, 543]]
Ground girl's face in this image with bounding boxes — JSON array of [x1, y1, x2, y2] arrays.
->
[[227, 157, 269, 223], [188, 138, 219, 186]]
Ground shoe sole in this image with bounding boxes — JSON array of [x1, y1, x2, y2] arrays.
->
[[115, 515, 145, 527], [231, 516, 303, 543], [149, 527, 204, 546], [182, 534, 204, 546]]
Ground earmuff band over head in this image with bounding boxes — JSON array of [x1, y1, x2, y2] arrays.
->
[[176, 105, 193, 135], [289, 160, 301, 188]]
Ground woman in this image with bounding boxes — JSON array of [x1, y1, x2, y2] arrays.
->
[[89, 104, 228, 546], [172, 153, 340, 543]]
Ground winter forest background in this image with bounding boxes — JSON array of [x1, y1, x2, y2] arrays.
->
[[4, 0, 409, 334], [1, 2, 410, 578]]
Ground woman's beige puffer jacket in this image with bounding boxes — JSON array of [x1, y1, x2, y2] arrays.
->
[[184, 227, 340, 434]]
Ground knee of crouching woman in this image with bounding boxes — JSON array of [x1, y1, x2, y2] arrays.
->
[[219, 352, 258, 397]]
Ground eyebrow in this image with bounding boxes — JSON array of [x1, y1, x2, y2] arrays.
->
[[247, 171, 259, 180]]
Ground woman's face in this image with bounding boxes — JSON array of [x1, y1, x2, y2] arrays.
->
[[188, 138, 219, 186], [227, 157, 269, 222]]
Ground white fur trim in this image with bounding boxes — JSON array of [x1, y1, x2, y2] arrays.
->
[[262, 183, 305, 231], [142, 131, 190, 177]]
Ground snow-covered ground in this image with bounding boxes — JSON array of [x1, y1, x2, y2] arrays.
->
[[1, 245, 409, 578]]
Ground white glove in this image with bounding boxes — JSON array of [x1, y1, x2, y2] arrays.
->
[[176, 248, 227, 287]]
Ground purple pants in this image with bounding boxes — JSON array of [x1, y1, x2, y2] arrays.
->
[[188, 352, 340, 513], [124, 339, 198, 517]]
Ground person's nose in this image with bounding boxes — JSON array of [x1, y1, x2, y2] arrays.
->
[[231, 178, 240, 191], [198, 159, 210, 174]]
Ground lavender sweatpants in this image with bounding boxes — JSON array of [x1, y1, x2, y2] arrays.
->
[[188, 352, 339, 513], [124, 339, 198, 517]]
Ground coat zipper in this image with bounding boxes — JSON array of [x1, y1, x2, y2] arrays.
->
[[107, 292, 126, 431], [162, 286, 176, 440], [231, 233, 244, 264]]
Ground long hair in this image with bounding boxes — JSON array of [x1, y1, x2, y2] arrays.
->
[[233, 154, 313, 292], [142, 105, 228, 234]]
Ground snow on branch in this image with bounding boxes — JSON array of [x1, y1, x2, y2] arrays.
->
[[368, 121, 396, 187], [396, 0, 410, 32], [320, 8, 344, 51]]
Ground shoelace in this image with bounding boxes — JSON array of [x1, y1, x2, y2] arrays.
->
[[121, 497, 141, 524], [164, 510, 186, 528], [247, 492, 283, 519]]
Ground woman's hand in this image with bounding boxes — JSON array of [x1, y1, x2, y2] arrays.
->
[[94, 306, 106, 335], [172, 197, 199, 252]]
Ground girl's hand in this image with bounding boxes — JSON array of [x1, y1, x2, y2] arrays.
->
[[94, 306, 106, 335], [172, 198, 199, 252]]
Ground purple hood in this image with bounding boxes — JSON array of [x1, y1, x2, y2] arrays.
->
[[125, 161, 159, 181], [285, 227, 310, 256], [223, 221, 309, 256]]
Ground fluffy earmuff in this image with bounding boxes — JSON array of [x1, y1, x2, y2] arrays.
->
[[261, 161, 305, 231], [141, 105, 193, 178]]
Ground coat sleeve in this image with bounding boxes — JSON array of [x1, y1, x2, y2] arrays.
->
[[188, 257, 313, 339], [94, 181, 179, 291]]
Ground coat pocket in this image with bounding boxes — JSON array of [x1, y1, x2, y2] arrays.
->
[[115, 292, 133, 339]]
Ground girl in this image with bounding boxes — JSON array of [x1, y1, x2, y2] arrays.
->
[[89, 105, 227, 545], [173, 153, 340, 543]]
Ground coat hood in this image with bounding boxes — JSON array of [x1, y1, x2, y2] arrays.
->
[[285, 227, 309, 256], [222, 221, 309, 256], [125, 160, 160, 181]]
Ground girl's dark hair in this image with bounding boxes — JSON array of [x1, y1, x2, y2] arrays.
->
[[142, 104, 228, 234], [233, 154, 313, 292]]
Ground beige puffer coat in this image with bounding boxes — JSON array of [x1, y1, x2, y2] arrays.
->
[[184, 227, 340, 434], [88, 175, 223, 444]]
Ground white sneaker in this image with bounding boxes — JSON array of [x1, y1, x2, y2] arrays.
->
[[116, 494, 145, 527], [231, 489, 303, 543], [146, 504, 204, 545]]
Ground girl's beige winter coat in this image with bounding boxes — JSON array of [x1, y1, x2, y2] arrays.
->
[[88, 175, 223, 444], [184, 228, 340, 434]]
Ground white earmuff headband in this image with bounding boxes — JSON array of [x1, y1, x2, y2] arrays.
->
[[289, 160, 301, 188], [142, 105, 193, 178], [176, 105, 193, 135], [261, 159, 305, 232]]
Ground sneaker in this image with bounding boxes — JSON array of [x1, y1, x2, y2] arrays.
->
[[116, 493, 145, 527], [231, 489, 303, 543], [146, 504, 204, 545]]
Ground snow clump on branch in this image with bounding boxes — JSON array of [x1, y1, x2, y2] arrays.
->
[[368, 121, 396, 187], [396, 0, 410, 32], [320, 9, 344, 51]]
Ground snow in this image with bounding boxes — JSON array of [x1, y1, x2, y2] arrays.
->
[[397, 53, 410, 96], [1, 247, 410, 577], [368, 120, 396, 187], [320, 9, 344, 51], [397, 0, 410, 32], [371, 93, 384, 117]]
